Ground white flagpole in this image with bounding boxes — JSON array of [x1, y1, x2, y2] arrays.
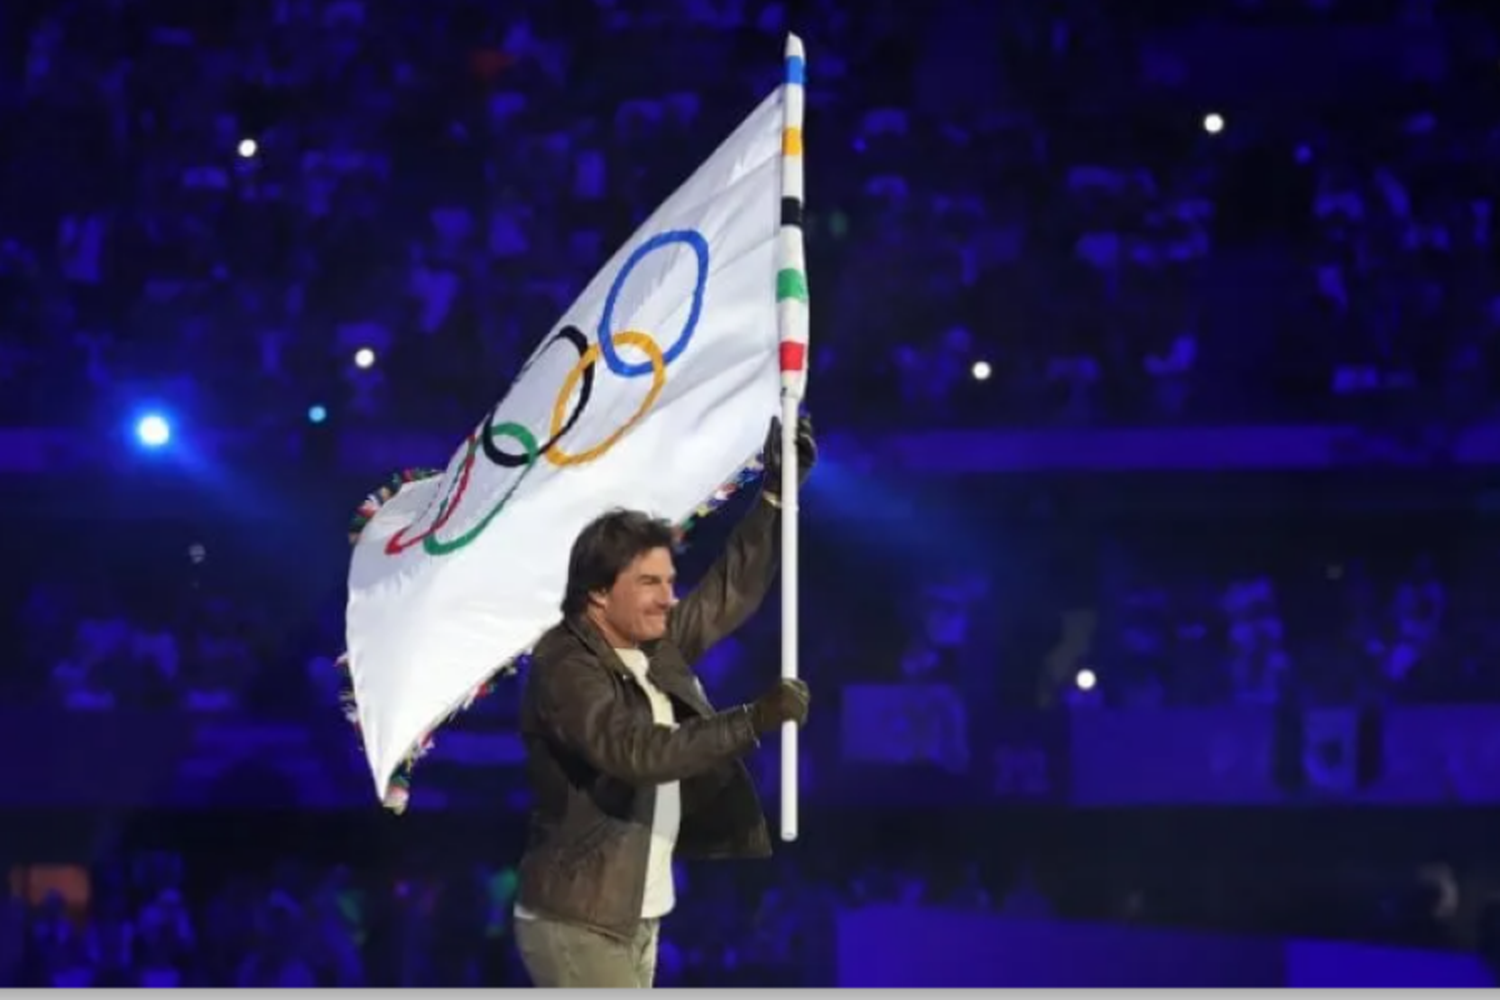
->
[[776, 34, 809, 843]]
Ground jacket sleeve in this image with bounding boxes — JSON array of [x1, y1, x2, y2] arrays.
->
[[532, 646, 761, 786], [668, 495, 780, 666]]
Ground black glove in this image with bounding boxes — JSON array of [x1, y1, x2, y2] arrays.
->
[[748, 678, 811, 735], [762, 414, 817, 501]]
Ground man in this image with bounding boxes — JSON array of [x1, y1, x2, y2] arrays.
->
[[512, 416, 816, 988]]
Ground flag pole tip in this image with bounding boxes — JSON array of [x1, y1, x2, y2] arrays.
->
[[784, 34, 805, 59]]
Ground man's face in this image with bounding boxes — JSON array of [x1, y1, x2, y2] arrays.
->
[[592, 546, 677, 647]]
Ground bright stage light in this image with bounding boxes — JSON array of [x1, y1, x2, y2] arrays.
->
[[135, 414, 171, 448]]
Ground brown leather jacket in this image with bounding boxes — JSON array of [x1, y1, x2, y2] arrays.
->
[[514, 497, 779, 939]]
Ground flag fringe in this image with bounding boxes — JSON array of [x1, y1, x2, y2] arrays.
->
[[338, 451, 767, 811], [347, 467, 443, 545]]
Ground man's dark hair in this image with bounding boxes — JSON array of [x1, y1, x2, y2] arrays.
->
[[561, 508, 677, 617]]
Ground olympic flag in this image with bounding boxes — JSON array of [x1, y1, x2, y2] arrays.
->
[[344, 38, 811, 811]]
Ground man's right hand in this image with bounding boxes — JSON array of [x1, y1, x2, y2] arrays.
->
[[748, 678, 810, 735]]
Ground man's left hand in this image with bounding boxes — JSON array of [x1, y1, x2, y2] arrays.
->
[[762, 414, 816, 502]]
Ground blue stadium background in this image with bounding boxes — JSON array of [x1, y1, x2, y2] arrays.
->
[[4, 0, 1500, 986]]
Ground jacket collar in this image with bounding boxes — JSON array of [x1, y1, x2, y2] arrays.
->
[[562, 614, 710, 716], [563, 614, 662, 679]]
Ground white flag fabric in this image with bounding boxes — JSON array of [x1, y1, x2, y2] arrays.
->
[[345, 86, 792, 804]]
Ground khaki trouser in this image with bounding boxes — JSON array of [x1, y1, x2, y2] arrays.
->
[[514, 915, 661, 988]]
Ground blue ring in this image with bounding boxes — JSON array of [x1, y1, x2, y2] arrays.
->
[[597, 229, 709, 378]]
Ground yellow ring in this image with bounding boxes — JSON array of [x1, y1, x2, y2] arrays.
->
[[545, 330, 667, 467]]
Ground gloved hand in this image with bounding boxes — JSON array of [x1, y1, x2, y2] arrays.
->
[[761, 414, 817, 502], [747, 678, 811, 735]]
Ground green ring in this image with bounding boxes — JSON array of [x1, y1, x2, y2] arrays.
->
[[422, 421, 540, 555]]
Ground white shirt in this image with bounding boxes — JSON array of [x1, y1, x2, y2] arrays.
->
[[516, 647, 682, 922], [615, 647, 681, 919]]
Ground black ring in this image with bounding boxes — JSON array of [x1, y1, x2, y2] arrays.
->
[[482, 325, 594, 468]]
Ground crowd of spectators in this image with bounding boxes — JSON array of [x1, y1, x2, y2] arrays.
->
[[2, 838, 1476, 987], [10, 503, 1498, 717], [1040, 525, 1500, 710], [715, 510, 1500, 715], [0, 844, 1026, 987], [2, 0, 1498, 434]]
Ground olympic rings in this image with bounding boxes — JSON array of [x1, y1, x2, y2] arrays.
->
[[383, 228, 708, 558], [597, 229, 708, 378], [482, 326, 593, 468], [544, 331, 666, 468]]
